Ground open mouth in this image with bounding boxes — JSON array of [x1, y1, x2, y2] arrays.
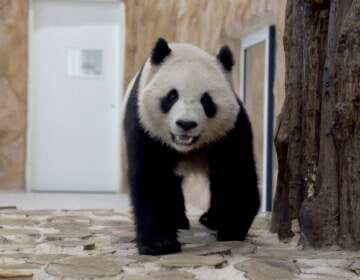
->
[[171, 133, 199, 146]]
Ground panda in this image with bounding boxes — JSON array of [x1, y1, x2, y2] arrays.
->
[[123, 38, 260, 255]]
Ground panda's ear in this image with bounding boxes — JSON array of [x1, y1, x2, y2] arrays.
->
[[151, 38, 172, 65], [216, 46, 234, 72]]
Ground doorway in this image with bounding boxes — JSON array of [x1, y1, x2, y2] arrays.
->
[[27, 0, 125, 192], [240, 26, 275, 211]]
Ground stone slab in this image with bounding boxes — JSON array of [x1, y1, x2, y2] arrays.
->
[[128, 255, 160, 263], [148, 270, 195, 279], [349, 258, 360, 275], [26, 254, 70, 265], [182, 243, 232, 256], [235, 259, 299, 280], [45, 256, 123, 277], [0, 270, 33, 279], [158, 254, 227, 268], [0, 218, 39, 226], [122, 275, 155, 280]]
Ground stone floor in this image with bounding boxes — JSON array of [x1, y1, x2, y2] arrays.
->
[[0, 208, 359, 280]]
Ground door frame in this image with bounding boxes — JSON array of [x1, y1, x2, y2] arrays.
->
[[26, 0, 126, 192], [239, 25, 276, 212]]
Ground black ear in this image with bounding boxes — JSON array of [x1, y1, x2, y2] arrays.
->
[[151, 38, 172, 65], [216, 46, 234, 72]]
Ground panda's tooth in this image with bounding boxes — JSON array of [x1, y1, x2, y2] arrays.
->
[[175, 135, 194, 145]]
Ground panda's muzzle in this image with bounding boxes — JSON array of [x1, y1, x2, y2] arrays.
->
[[176, 120, 198, 131], [171, 133, 199, 146]]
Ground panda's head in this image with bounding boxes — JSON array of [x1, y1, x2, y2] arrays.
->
[[138, 38, 240, 153]]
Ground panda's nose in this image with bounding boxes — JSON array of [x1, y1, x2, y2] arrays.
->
[[176, 120, 198, 131]]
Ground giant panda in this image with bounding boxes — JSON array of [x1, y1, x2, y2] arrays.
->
[[123, 38, 260, 255]]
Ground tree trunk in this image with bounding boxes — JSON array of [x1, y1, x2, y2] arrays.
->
[[271, 0, 360, 249]]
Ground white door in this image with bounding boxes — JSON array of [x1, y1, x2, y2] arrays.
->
[[27, 0, 125, 192]]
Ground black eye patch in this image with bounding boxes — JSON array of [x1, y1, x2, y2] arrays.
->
[[160, 89, 179, 113], [201, 92, 217, 118]]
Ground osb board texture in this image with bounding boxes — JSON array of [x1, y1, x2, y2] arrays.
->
[[123, 0, 286, 118], [0, 0, 28, 191]]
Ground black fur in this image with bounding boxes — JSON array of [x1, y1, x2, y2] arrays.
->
[[198, 102, 260, 241], [201, 92, 217, 118], [161, 89, 179, 113], [124, 71, 188, 255], [151, 38, 172, 65], [176, 120, 198, 131], [216, 46, 234, 72], [125, 58, 259, 257]]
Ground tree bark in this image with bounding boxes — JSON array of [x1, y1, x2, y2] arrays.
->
[[271, 0, 360, 249]]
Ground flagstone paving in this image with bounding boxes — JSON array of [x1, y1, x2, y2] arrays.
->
[[0, 208, 359, 280]]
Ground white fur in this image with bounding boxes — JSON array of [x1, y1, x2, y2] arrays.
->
[[128, 43, 240, 153]]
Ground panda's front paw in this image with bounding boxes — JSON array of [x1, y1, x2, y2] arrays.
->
[[199, 211, 218, 230], [138, 236, 181, 255], [178, 216, 190, 230], [217, 229, 246, 241]]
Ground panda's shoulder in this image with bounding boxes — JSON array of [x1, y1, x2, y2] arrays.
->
[[233, 103, 253, 140]]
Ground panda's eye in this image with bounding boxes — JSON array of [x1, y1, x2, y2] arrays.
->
[[160, 89, 179, 113], [166, 89, 178, 103], [201, 92, 217, 118]]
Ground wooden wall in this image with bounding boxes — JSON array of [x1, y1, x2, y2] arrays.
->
[[0, 0, 286, 200], [122, 0, 287, 209]]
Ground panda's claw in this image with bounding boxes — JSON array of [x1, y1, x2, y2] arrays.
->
[[199, 211, 218, 230], [138, 237, 181, 255]]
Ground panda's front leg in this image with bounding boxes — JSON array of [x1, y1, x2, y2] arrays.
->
[[199, 179, 220, 230], [173, 176, 190, 230], [129, 162, 183, 255], [208, 153, 260, 241]]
